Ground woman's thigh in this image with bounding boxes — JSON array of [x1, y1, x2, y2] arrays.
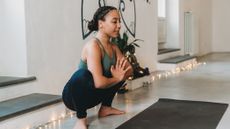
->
[[63, 69, 102, 110]]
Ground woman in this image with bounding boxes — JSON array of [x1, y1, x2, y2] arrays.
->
[[62, 6, 133, 129]]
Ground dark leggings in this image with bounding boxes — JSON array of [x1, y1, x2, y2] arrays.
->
[[62, 69, 124, 118]]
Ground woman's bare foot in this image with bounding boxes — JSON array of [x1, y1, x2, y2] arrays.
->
[[98, 106, 125, 118], [73, 118, 87, 129]]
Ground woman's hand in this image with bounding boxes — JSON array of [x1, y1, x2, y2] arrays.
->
[[110, 57, 132, 81]]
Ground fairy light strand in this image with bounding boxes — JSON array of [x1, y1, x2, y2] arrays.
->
[[28, 61, 206, 129], [150, 61, 206, 82]]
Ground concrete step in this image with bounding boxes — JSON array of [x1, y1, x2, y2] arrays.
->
[[0, 77, 37, 102], [157, 55, 197, 71], [159, 55, 196, 64], [157, 49, 181, 61], [0, 76, 36, 88], [158, 48, 180, 55], [0, 93, 65, 129]]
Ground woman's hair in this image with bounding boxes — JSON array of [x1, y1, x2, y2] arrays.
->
[[88, 6, 117, 31]]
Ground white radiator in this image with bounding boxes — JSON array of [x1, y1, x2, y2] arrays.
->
[[184, 12, 199, 55]]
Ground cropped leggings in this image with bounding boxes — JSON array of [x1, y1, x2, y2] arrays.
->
[[62, 69, 124, 118]]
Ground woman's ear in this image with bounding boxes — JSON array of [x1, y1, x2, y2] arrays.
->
[[98, 20, 103, 29]]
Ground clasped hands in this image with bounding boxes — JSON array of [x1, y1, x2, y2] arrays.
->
[[110, 57, 132, 81]]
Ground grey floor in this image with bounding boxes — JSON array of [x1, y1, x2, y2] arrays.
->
[[50, 53, 230, 129]]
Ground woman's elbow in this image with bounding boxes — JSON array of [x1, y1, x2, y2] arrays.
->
[[94, 79, 107, 89], [94, 82, 104, 89]]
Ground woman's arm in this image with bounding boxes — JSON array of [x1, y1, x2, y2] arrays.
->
[[86, 40, 128, 89], [112, 44, 133, 79]]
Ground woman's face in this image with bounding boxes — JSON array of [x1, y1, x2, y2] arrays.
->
[[99, 10, 121, 38]]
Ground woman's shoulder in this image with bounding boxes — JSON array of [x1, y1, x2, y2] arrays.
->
[[85, 38, 100, 49], [84, 38, 102, 55]]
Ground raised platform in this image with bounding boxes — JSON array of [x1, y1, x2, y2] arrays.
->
[[159, 55, 196, 64], [158, 48, 180, 55], [157, 49, 181, 61], [0, 76, 36, 88], [126, 75, 151, 90], [157, 55, 197, 71], [0, 93, 62, 122]]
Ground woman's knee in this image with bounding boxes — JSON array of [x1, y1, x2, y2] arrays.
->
[[70, 69, 92, 81], [68, 69, 94, 88], [77, 69, 93, 82]]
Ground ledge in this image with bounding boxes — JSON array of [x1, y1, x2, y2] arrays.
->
[[158, 48, 180, 55], [0, 93, 62, 122], [0, 76, 36, 88], [159, 55, 196, 64], [126, 75, 151, 90]]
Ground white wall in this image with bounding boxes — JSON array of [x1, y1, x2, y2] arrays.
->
[[135, 0, 157, 71], [199, 0, 212, 55], [158, 0, 212, 56], [181, 0, 212, 56], [0, 0, 27, 76], [165, 0, 179, 48], [25, 0, 83, 94], [212, 0, 230, 52], [25, 0, 157, 94]]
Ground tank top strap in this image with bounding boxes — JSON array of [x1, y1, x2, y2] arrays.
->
[[94, 37, 116, 60], [95, 37, 105, 57], [94, 37, 117, 77]]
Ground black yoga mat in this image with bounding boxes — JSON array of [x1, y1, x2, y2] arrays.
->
[[116, 98, 228, 129]]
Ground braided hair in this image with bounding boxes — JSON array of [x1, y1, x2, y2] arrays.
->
[[88, 6, 117, 31]]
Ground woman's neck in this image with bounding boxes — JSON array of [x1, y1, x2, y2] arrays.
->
[[95, 32, 110, 46]]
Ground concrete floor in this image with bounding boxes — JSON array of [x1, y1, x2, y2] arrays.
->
[[51, 53, 230, 129]]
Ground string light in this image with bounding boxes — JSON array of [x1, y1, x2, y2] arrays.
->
[[29, 61, 205, 129], [31, 110, 76, 129], [150, 61, 206, 82]]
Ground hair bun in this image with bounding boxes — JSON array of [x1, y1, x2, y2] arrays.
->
[[88, 19, 98, 31]]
